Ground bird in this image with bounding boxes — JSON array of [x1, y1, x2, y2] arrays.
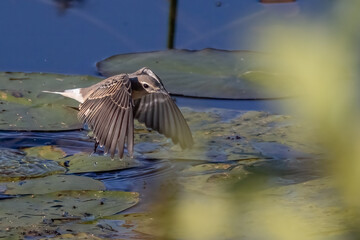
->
[[43, 67, 193, 159]]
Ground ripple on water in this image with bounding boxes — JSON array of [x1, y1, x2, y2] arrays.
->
[[0, 130, 93, 154], [0, 148, 65, 180], [81, 159, 176, 191]]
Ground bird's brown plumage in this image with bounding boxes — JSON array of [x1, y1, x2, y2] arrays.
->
[[78, 74, 134, 159], [53, 67, 193, 159], [133, 93, 193, 149]]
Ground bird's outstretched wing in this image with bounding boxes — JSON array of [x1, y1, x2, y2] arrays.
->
[[78, 74, 134, 158], [133, 93, 193, 149]]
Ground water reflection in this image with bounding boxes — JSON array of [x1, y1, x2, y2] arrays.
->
[[53, 0, 85, 14], [167, 0, 177, 49]]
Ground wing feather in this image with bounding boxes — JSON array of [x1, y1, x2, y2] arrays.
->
[[164, 99, 177, 142], [109, 109, 125, 158], [127, 110, 134, 157], [78, 74, 133, 158], [167, 100, 182, 145], [117, 109, 129, 158], [104, 104, 120, 153], [152, 94, 159, 131], [133, 93, 193, 148], [145, 94, 154, 127], [158, 102, 165, 134]]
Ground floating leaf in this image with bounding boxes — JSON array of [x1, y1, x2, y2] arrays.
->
[[63, 153, 139, 173], [4, 175, 105, 195], [24, 146, 140, 173], [0, 72, 101, 131], [52, 213, 155, 239], [40, 232, 104, 240], [0, 190, 139, 239], [0, 148, 65, 180], [99, 213, 157, 238], [181, 163, 232, 174], [24, 145, 67, 160], [96, 49, 291, 99], [132, 109, 319, 161], [178, 163, 252, 196], [23, 109, 320, 163]]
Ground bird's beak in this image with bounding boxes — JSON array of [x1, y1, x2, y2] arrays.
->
[[158, 89, 168, 95]]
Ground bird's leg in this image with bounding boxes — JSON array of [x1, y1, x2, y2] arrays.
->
[[93, 141, 99, 154]]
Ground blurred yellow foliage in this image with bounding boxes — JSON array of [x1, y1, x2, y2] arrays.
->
[[170, 194, 231, 240], [156, 2, 360, 240], [257, 2, 360, 209]]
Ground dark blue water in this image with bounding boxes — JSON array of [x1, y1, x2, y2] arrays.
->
[[0, 0, 330, 75]]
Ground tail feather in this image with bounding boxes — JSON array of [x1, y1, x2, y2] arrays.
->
[[42, 88, 84, 103]]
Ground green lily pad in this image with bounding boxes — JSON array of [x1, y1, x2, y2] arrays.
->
[[22, 110, 319, 163], [52, 213, 156, 239], [133, 109, 318, 161], [40, 233, 104, 240], [99, 212, 157, 237], [181, 163, 232, 174], [0, 148, 65, 181], [0, 72, 101, 131], [24, 145, 67, 160], [178, 163, 252, 196], [0, 190, 139, 239], [3, 175, 105, 195], [63, 153, 139, 173], [24, 146, 139, 173], [96, 49, 290, 99]]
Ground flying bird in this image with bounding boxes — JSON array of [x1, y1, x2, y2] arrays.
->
[[43, 67, 193, 158]]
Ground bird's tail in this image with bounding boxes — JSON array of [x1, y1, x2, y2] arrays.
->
[[42, 88, 84, 103]]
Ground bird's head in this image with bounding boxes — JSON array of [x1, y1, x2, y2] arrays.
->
[[135, 67, 166, 94]]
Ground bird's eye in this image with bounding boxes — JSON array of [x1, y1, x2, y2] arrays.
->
[[143, 83, 149, 89]]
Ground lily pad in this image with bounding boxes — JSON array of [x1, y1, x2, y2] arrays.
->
[[96, 49, 290, 99], [23, 110, 320, 163], [24, 146, 140, 173], [178, 163, 252, 196], [3, 175, 105, 195], [40, 233, 104, 240], [63, 153, 139, 173], [181, 163, 232, 174], [0, 72, 101, 131], [52, 213, 155, 239], [0, 148, 65, 181], [0, 190, 139, 238], [99, 213, 157, 238], [132, 109, 319, 161], [24, 145, 67, 160]]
